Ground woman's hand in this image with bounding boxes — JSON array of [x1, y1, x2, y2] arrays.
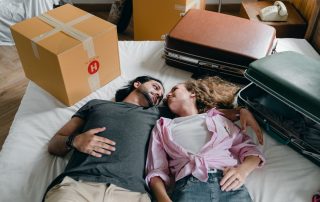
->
[[73, 127, 116, 157], [220, 155, 261, 192], [239, 108, 264, 145], [220, 166, 248, 192]]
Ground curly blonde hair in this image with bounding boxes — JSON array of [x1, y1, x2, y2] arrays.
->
[[184, 76, 240, 113]]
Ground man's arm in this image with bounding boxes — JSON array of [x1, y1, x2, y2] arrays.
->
[[219, 107, 263, 145], [48, 117, 116, 157], [48, 117, 84, 156]]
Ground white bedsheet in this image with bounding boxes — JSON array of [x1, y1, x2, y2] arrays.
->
[[0, 0, 59, 45], [0, 40, 319, 202]]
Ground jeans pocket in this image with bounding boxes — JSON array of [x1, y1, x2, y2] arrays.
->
[[232, 185, 252, 202], [174, 179, 187, 191], [174, 177, 192, 192]]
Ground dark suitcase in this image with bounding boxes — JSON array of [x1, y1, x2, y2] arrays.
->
[[164, 9, 277, 84], [238, 51, 320, 166]]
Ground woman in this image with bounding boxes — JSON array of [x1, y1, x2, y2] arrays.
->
[[145, 76, 265, 202]]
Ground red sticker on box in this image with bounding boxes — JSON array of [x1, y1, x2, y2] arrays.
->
[[88, 60, 100, 74]]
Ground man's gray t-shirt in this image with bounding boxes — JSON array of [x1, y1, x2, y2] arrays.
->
[[46, 99, 170, 194]]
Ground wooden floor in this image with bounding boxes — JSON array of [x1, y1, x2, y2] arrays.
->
[[0, 7, 239, 150], [0, 46, 28, 150]]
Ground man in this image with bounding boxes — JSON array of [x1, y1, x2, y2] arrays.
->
[[44, 76, 262, 202]]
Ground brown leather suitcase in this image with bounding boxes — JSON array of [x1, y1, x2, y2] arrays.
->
[[164, 9, 277, 83]]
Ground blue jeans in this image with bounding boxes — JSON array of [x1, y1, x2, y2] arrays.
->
[[171, 171, 252, 202]]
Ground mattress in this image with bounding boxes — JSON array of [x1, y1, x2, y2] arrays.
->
[[0, 39, 319, 202]]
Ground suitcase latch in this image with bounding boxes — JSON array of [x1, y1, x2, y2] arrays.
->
[[263, 119, 270, 131], [198, 61, 219, 69]]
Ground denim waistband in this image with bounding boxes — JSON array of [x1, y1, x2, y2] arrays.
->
[[180, 171, 223, 184], [208, 168, 221, 173], [208, 169, 223, 177]]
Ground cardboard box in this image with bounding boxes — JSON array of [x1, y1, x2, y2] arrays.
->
[[133, 0, 205, 40], [11, 4, 121, 106]]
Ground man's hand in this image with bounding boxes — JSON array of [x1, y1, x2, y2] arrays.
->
[[239, 108, 264, 145], [73, 127, 116, 157], [220, 166, 248, 192]]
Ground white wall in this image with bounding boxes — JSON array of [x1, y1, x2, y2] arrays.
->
[[72, 0, 242, 4]]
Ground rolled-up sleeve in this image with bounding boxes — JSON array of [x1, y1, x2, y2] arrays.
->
[[227, 120, 266, 167], [145, 120, 171, 187]]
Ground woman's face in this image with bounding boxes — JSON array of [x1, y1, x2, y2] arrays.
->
[[166, 83, 195, 113]]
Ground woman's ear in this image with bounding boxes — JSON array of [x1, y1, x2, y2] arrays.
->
[[190, 92, 196, 98], [133, 81, 141, 89]]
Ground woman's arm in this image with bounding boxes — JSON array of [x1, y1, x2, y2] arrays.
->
[[220, 155, 261, 191], [219, 117, 265, 192], [219, 107, 263, 145], [145, 120, 172, 201], [149, 177, 172, 202], [218, 108, 239, 122]]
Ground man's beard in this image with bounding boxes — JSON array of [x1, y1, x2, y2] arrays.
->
[[137, 86, 155, 107]]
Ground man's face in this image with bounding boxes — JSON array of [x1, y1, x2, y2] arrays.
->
[[136, 80, 164, 107]]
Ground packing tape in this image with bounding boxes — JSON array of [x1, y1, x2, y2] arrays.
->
[[88, 73, 100, 92], [31, 13, 101, 92], [32, 13, 95, 59]]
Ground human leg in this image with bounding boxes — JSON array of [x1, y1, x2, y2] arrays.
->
[[103, 184, 150, 202], [45, 176, 106, 202], [108, 0, 132, 33]]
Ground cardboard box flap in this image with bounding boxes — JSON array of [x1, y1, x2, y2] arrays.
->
[[11, 4, 115, 56]]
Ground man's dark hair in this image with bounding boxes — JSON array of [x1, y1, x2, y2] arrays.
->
[[115, 76, 164, 102]]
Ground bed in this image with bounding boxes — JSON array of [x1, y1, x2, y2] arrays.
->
[[0, 39, 319, 202], [1, 1, 320, 202], [0, 0, 59, 45]]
